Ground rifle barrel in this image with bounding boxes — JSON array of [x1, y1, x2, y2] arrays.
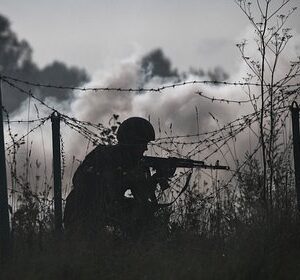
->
[[142, 156, 229, 170]]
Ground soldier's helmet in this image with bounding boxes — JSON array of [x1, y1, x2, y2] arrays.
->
[[117, 117, 155, 144]]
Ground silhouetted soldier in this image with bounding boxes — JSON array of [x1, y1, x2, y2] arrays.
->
[[64, 117, 170, 238]]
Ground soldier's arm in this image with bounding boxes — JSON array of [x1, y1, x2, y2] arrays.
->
[[126, 166, 158, 205]]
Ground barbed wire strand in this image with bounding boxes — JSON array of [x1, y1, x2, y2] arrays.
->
[[2, 73, 300, 93]]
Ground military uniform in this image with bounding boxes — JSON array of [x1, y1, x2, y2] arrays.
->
[[64, 144, 157, 237]]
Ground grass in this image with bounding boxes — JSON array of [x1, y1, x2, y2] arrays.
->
[[1, 212, 299, 280]]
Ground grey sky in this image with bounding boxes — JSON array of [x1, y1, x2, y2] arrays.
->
[[2, 0, 300, 186], [2, 0, 300, 75]]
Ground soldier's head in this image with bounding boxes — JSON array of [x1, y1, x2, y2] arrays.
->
[[117, 117, 155, 158]]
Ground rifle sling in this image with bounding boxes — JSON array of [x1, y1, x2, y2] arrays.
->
[[158, 172, 192, 208]]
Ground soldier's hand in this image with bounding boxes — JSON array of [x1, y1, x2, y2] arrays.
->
[[155, 166, 176, 179], [151, 171, 174, 191]]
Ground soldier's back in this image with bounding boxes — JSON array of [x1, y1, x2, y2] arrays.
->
[[64, 144, 133, 234]]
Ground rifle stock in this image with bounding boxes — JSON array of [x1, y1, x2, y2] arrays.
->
[[142, 156, 229, 170]]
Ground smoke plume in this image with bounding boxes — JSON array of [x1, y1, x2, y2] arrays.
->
[[4, 29, 300, 197]]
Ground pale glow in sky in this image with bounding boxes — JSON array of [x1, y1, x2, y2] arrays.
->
[[1, 0, 300, 75], [2, 0, 300, 189]]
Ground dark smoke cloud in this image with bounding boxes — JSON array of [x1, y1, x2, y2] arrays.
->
[[3, 11, 299, 197], [0, 14, 89, 113]]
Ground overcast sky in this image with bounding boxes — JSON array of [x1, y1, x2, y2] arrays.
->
[[2, 0, 300, 75], [2, 0, 300, 184]]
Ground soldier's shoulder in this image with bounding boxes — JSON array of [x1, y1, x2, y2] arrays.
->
[[94, 144, 119, 155], [87, 144, 121, 163]]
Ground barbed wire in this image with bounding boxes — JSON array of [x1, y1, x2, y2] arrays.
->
[[2, 74, 300, 93], [0, 74, 262, 92], [4, 95, 289, 163], [3, 117, 49, 123], [59, 95, 291, 160], [1, 72, 298, 212], [5, 115, 51, 150], [2, 75, 294, 157], [155, 93, 291, 143], [195, 90, 261, 104], [151, 100, 289, 166], [61, 116, 115, 146], [61, 92, 288, 148], [172, 140, 263, 214], [285, 86, 300, 96], [1, 78, 115, 146], [2, 78, 59, 113], [205, 114, 294, 203], [1, 72, 295, 139], [2, 109, 50, 138], [189, 106, 289, 159], [154, 113, 258, 146], [8, 186, 55, 205]]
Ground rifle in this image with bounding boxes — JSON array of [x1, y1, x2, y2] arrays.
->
[[141, 156, 229, 192], [142, 156, 229, 171]]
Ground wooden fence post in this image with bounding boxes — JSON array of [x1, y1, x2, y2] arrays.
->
[[0, 78, 11, 261], [51, 112, 63, 233], [290, 101, 300, 212]]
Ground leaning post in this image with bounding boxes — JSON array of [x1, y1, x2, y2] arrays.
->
[[51, 112, 63, 233], [0, 77, 11, 261], [290, 101, 300, 212]]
